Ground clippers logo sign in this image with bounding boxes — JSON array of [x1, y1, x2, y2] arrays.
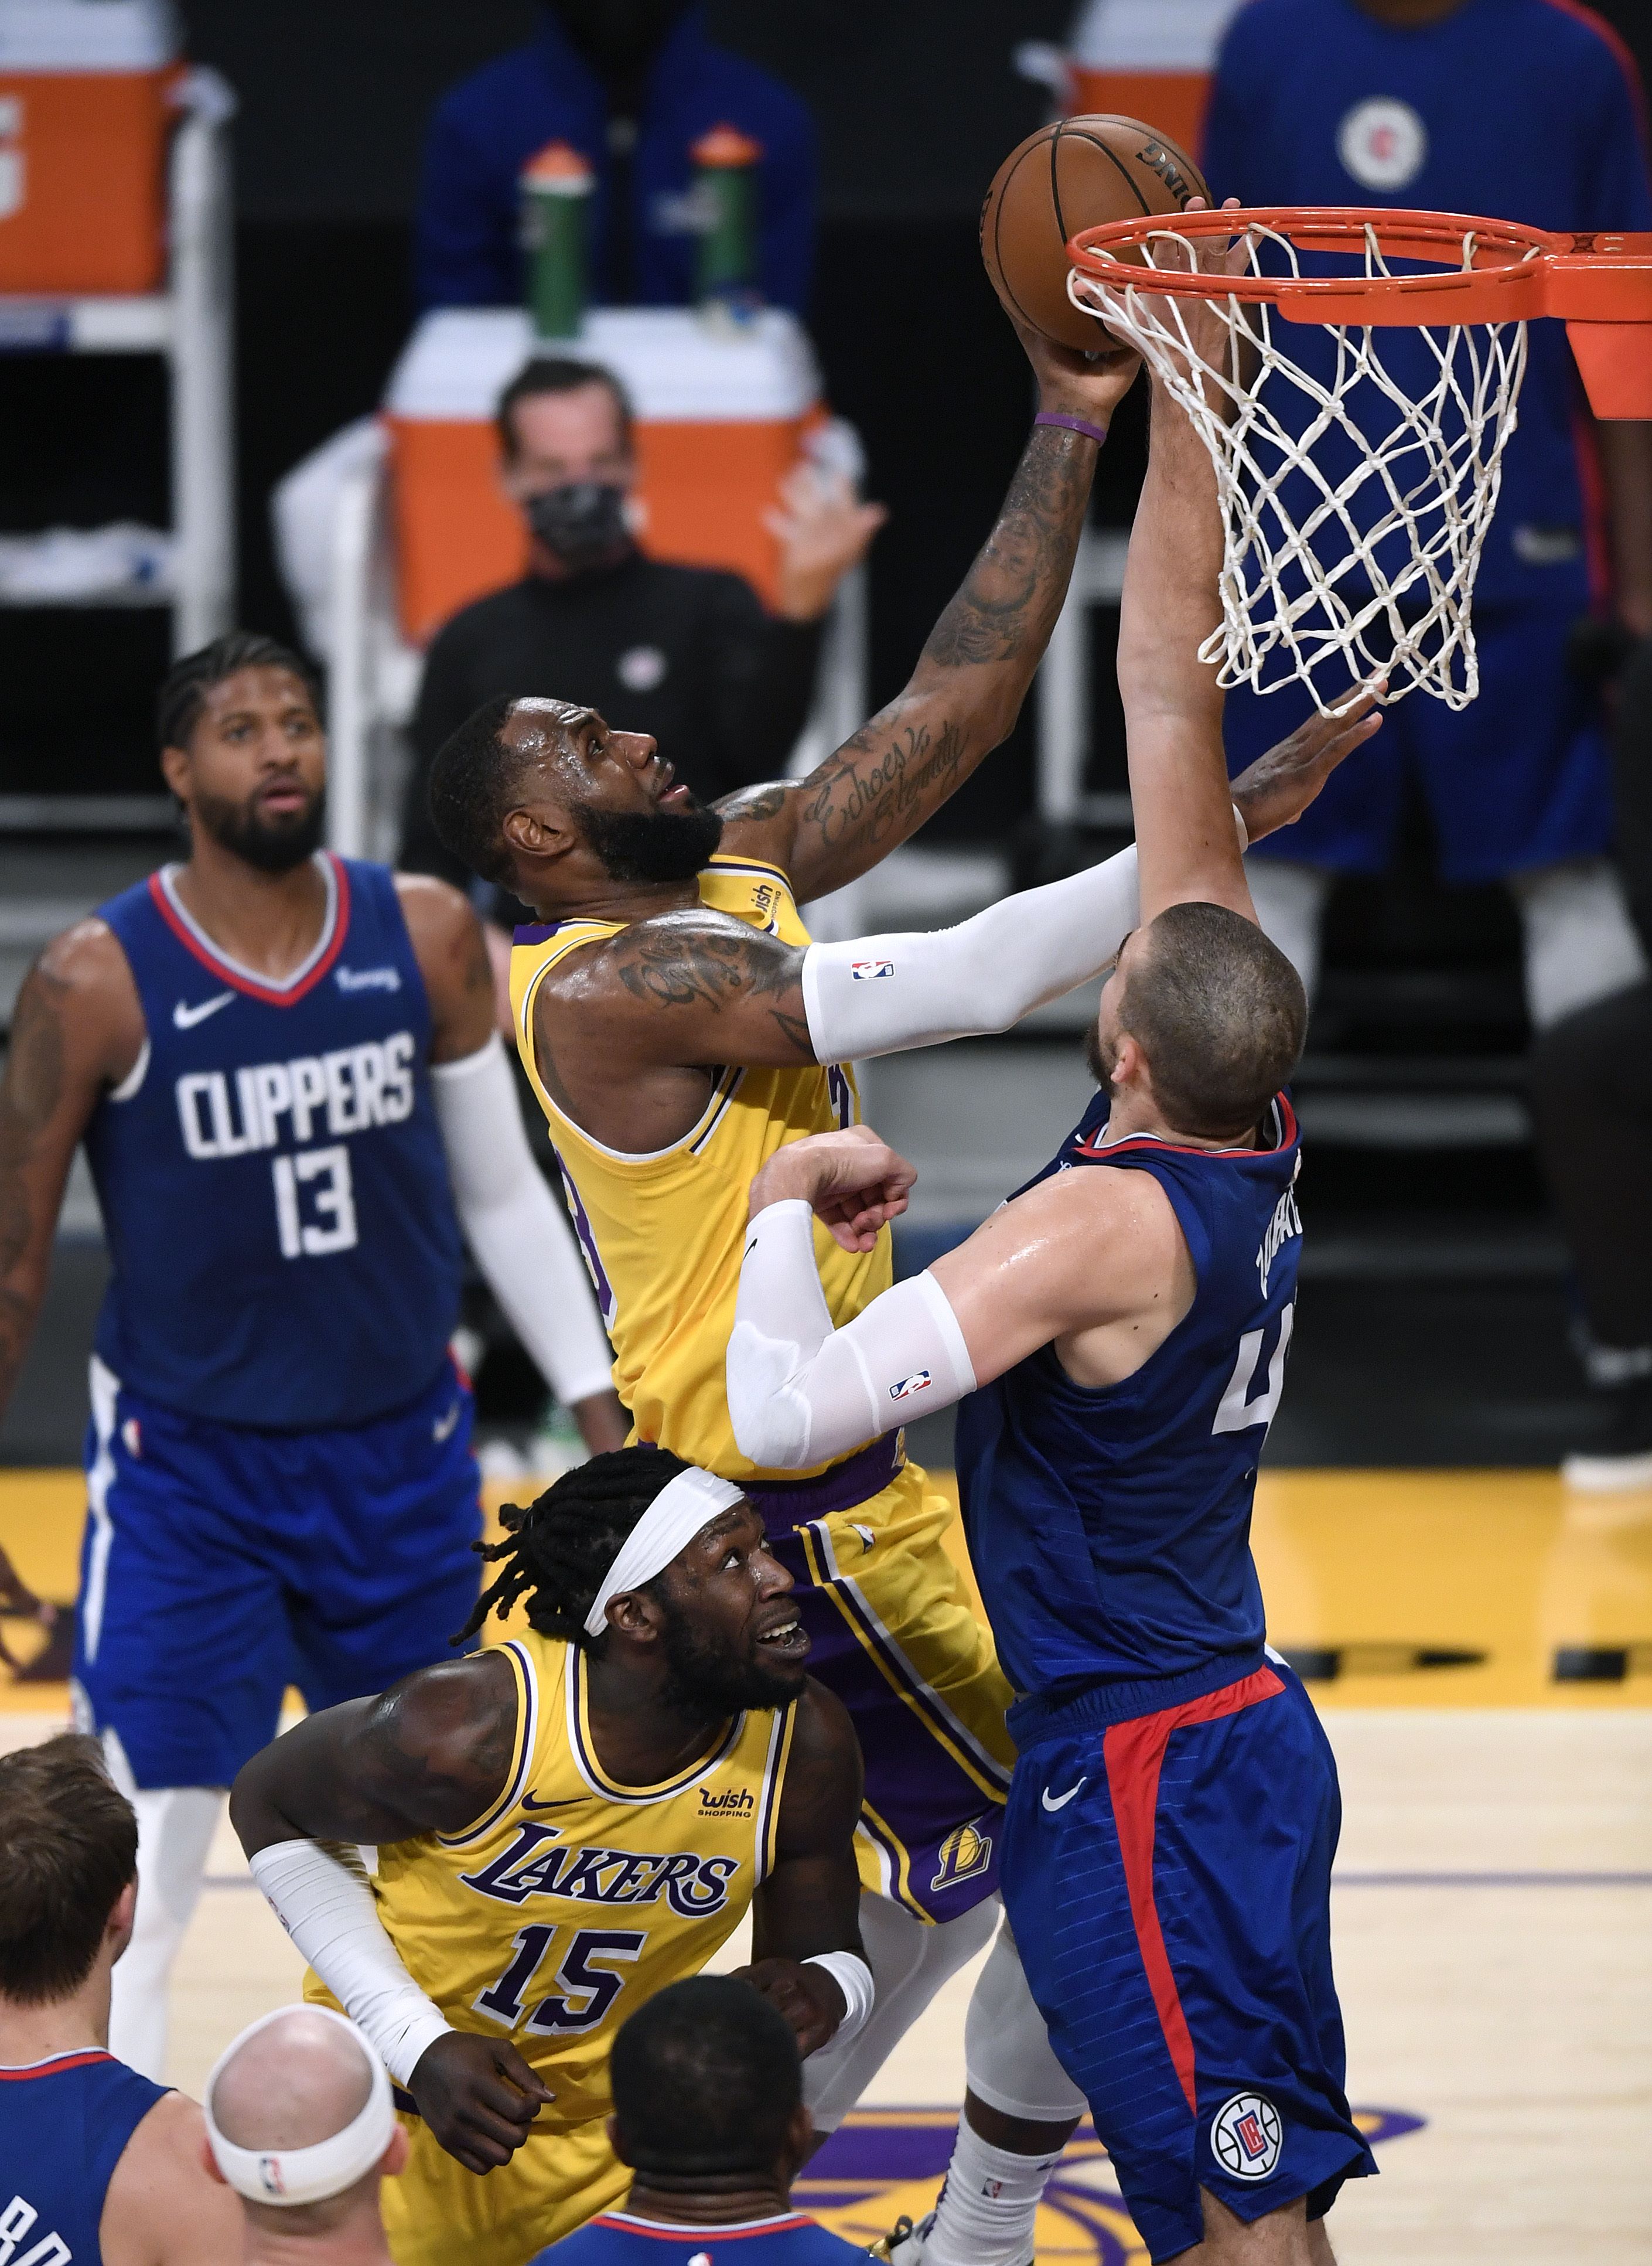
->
[[851, 959, 894, 980], [889, 1369, 933, 1403], [1211, 2093, 1282, 2182], [794, 2105, 1421, 2260]]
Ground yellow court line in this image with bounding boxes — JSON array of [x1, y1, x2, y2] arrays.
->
[[5, 1466, 1650, 1713]]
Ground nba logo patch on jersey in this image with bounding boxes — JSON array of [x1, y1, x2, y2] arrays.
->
[[851, 959, 893, 980], [931, 1820, 993, 1892], [889, 1369, 931, 1402], [1211, 2093, 1282, 2181]]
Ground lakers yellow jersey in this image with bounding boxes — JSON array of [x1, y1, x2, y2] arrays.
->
[[309, 1628, 794, 2135], [510, 854, 893, 1480]]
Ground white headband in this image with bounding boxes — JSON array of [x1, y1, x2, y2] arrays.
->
[[584, 1466, 748, 1637], [204, 2005, 397, 2207]]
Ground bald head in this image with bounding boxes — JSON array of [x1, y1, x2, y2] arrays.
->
[[211, 2008, 374, 2153]]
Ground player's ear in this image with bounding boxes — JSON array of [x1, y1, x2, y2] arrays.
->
[[159, 741, 192, 802], [201, 2135, 228, 2185], [500, 803, 576, 864], [605, 1589, 665, 1644]]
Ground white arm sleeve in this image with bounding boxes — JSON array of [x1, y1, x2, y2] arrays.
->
[[248, 1839, 454, 2086], [728, 1198, 976, 1469], [800, 804, 1250, 1065], [801, 843, 1140, 1063], [431, 1038, 615, 1407]]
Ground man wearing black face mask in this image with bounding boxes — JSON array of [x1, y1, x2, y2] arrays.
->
[[415, 1, 814, 315], [401, 357, 883, 908]]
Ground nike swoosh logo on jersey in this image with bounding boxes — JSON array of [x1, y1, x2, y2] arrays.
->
[[1042, 1778, 1086, 1812], [173, 991, 235, 1030], [432, 1402, 462, 1442], [521, 1791, 577, 1812]]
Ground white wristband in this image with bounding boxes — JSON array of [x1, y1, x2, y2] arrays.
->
[[248, 1839, 454, 2089], [803, 1950, 875, 2050]]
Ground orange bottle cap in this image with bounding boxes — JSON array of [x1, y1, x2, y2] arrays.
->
[[522, 140, 595, 188], [691, 122, 764, 169]]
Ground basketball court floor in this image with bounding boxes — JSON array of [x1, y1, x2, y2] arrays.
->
[[3, 1465, 1648, 2266]]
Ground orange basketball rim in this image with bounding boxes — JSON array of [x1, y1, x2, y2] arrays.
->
[[1067, 207, 1652, 418]]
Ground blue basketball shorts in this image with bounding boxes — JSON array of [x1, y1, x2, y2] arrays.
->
[[71, 1355, 483, 1790], [1224, 603, 1611, 884], [999, 1659, 1375, 2264]]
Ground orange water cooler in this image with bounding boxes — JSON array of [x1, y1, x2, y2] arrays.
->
[[383, 307, 822, 644], [0, 0, 182, 294], [1063, 0, 1244, 164]]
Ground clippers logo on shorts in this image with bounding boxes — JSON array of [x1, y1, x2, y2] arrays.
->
[[459, 1820, 740, 1915], [175, 1033, 417, 1159], [1211, 2093, 1283, 2181], [889, 1369, 932, 1403], [1336, 96, 1427, 191], [851, 959, 893, 980]]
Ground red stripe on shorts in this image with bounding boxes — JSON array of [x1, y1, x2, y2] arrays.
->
[[1101, 1664, 1285, 2114]]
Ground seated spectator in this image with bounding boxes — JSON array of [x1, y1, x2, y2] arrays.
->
[[202, 2008, 408, 2266], [532, 1976, 866, 2264], [417, 2, 815, 314], [401, 356, 883, 891], [1531, 637, 1652, 1489], [1207, 0, 1652, 1030], [0, 1733, 241, 2266]]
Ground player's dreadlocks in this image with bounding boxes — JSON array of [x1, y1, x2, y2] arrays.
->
[[454, 1444, 694, 1651]]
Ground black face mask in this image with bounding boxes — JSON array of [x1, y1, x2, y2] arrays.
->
[[547, 0, 692, 84], [525, 482, 633, 575]]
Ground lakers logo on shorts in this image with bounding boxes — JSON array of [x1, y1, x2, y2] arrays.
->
[[931, 1820, 994, 1894], [1211, 2093, 1283, 2181]]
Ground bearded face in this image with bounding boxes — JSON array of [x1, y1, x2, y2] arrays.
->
[[572, 798, 725, 884], [192, 779, 327, 874]]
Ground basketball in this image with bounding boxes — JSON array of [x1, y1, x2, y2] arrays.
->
[[981, 115, 1211, 350]]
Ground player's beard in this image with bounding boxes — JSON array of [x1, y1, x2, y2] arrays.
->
[[655, 1595, 805, 1716], [1085, 1020, 1119, 1089], [573, 799, 724, 884], [193, 783, 327, 874]]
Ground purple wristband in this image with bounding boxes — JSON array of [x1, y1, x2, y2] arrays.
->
[[1035, 410, 1108, 446]]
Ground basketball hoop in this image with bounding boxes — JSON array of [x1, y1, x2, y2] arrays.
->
[[1064, 208, 1652, 715]]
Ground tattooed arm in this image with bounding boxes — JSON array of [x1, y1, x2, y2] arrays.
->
[[0, 924, 145, 1426], [716, 320, 1142, 903]]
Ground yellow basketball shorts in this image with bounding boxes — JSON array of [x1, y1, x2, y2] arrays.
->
[[746, 1444, 1015, 1921], [383, 2108, 626, 2266]]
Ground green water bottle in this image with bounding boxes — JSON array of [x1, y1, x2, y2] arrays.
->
[[692, 123, 763, 326], [521, 141, 594, 340]]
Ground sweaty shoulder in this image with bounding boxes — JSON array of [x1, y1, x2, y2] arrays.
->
[[101, 2090, 242, 2266]]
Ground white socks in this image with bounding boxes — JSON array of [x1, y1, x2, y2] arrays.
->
[[105, 1774, 222, 2080], [924, 2121, 1067, 2266]]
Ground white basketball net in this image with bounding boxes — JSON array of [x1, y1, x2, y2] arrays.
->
[[1071, 222, 1532, 714]]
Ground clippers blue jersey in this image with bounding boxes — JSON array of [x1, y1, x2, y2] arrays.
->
[[537, 2209, 867, 2265], [0, 2047, 168, 2266], [955, 1093, 1302, 1705], [84, 855, 465, 1429], [1203, 0, 1652, 612]]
